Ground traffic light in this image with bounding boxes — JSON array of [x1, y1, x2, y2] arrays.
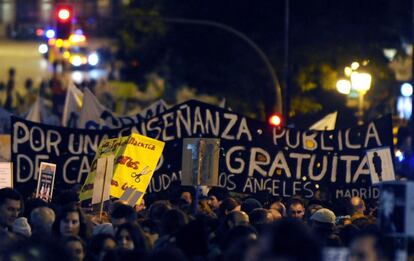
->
[[268, 113, 283, 127], [56, 5, 73, 39]]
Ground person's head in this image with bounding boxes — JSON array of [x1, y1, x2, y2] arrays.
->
[[268, 208, 282, 221], [207, 187, 229, 210], [87, 234, 117, 261], [180, 191, 193, 205], [148, 200, 172, 223], [161, 209, 189, 236], [52, 204, 90, 240], [111, 203, 137, 231], [259, 218, 322, 260], [25, 78, 33, 90], [115, 223, 150, 252], [8, 67, 15, 78], [310, 208, 336, 227], [287, 198, 305, 219], [241, 198, 263, 215], [351, 196, 366, 215], [63, 236, 86, 261], [269, 201, 286, 217], [349, 229, 395, 261], [30, 207, 55, 235], [0, 188, 22, 228], [219, 197, 240, 217], [226, 210, 249, 228], [249, 208, 274, 227]]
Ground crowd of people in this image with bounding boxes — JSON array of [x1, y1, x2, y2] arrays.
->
[[0, 185, 411, 261]]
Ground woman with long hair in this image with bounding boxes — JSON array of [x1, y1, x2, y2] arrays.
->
[[52, 204, 92, 241]]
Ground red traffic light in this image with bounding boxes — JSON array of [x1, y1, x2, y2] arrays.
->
[[58, 8, 71, 21], [268, 114, 283, 127]]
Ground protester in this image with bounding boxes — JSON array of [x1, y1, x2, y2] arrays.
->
[[85, 234, 117, 261], [115, 223, 151, 253], [0, 188, 22, 231], [349, 228, 395, 261], [52, 203, 92, 241], [30, 207, 56, 238], [287, 198, 306, 220], [63, 235, 87, 261]]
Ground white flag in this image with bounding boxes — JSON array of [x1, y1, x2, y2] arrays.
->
[[310, 111, 338, 130], [25, 97, 43, 123], [62, 84, 83, 127]]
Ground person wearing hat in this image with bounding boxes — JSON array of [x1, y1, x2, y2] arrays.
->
[[309, 208, 342, 246]]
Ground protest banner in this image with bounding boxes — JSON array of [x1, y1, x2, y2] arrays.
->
[[11, 116, 125, 197], [80, 133, 165, 203], [0, 162, 13, 188], [35, 162, 57, 202], [12, 100, 393, 203], [0, 135, 11, 161]]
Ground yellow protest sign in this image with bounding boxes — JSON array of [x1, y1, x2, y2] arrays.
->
[[79, 133, 164, 202]]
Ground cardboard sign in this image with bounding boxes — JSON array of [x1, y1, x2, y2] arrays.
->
[[81, 133, 164, 203], [366, 147, 396, 184], [181, 138, 220, 186], [0, 162, 13, 188], [378, 181, 414, 237], [119, 188, 144, 207], [92, 156, 114, 204], [35, 162, 57, 202]]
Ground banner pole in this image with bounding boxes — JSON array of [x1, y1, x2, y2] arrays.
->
[[99, 158, 108, 221]]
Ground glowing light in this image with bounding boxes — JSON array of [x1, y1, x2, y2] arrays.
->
[[45, 29, 55, 39], [401, 83, 413, 97], [395, 150, 405, 162], [38, 44, 48, 54], [58, 8, 71, 21], [350, 72, 371, 92], [55, 39, 63, 48], [351, 62, 360, 70], [336, 79, 351, 94], [70, 55, 83, 67], [36, 28, 44, 37], [63, 51, 70, 59], [88, 53, 99, 66], [344, 67, 352, 77], [268, 114, 282, 126]]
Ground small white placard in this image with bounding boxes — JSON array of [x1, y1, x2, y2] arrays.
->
[[0, 162, 12, 188], [366, 147, 395, 184], [36, 162, 57, 202]]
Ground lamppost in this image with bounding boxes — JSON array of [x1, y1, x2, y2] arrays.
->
[[336, 62, 372, 125]]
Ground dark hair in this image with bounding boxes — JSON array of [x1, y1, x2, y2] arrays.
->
[[249, 208, 271, 226], [115, 223, 150, 253], [62, 235, 86, 249], [148, 200, 172, 222], [86, 233, 117, 260], [111, 203, 137, 223], [207, 187, 229, 201], [0, 188, 22, 206], [287, 198, 304, 209], [260, 218, 322, 261], [161, 209, 189, 236], [351, 228, 395, 261], [218, 198, 239, 217], [52, 203, 91, 240]]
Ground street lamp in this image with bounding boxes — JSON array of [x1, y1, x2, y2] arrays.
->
[[336, 63, 372, 124]]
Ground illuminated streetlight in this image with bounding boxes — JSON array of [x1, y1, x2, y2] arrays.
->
[[336, 79, 351, 94], [336, 63, 372, 125]]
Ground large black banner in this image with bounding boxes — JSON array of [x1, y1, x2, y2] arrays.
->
[[12, 100, 393, 201]]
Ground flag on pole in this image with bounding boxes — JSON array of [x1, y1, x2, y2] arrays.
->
[[62, 84, 83, 127], [309, 111, 338, 130]]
